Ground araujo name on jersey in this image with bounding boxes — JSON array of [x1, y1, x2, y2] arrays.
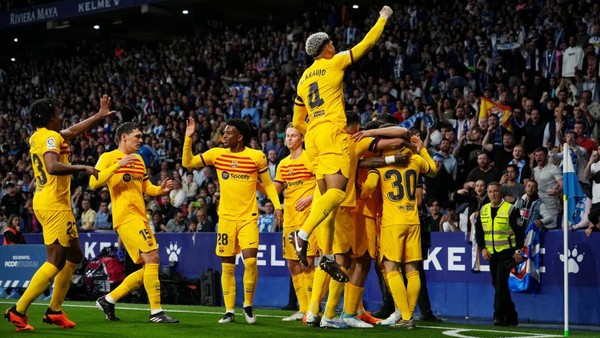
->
[[304, 69, 326, 80], [221, 171, 251, 180]]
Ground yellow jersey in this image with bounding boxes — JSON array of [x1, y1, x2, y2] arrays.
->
[[341, 137, 376, 207], [201, 147, 269, 220], [356, 152, 382, 218], [294, 18, 388, 132], [93, 150, 159, 228], [29, 128, 71, 211], [274, 151, 316, 227], [367, 153, 433, 227]]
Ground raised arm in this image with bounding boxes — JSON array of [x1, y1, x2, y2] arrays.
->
[[349, 6, 392, 61], [61, 94, 114, 140], [182, 117, 205, 168]]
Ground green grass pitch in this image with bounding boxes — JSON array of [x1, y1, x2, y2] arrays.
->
[[1, 299, 596, 337]]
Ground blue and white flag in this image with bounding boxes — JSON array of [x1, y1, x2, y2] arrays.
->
[[398, 112, 435, 130], [509, 220, 541, 292], [563, 144, 585, 224]]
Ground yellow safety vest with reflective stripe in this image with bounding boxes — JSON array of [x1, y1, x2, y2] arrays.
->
[[480, 201, 515, 254]]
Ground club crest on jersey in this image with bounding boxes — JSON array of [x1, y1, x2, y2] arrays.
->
[[231, 160, 239, 168], [222, 171, 229, 180], [46, 137, 57, 150], [288, 168, 294, 176], [123, 173, 131, 182]]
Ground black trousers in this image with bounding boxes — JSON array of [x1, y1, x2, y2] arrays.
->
[[489, 249, 518, 322]]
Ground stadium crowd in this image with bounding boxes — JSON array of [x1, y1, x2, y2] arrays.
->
[[0, 0, 600, 238]]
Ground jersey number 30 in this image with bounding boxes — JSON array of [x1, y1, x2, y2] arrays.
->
[[385, 169, 417, 202]]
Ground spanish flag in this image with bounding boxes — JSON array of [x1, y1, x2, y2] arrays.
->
[[478, 97, 512, 131]]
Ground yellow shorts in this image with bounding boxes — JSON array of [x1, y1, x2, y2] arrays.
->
[[333, 207, 354, 254], [116, 220, 157, 264], [379, 224, 421, 264], [354, 214, 378, 259], [216, 218, 259, 257], [305, 122, 350, 180], [282, 225, 319, 260], [35, 209, 78, 247]]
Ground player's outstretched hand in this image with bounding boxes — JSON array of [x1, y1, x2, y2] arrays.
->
[[351, 130, 372, 142], [98, 94, 115, 118], [161, 178, 173, 193], [83, 166, 100, 179], [380, 5, 393, 19], [186, 116, 196, 137]]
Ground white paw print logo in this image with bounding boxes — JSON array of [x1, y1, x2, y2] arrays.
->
[[559, 246, 584, 274], [166, 242, 181, 262]]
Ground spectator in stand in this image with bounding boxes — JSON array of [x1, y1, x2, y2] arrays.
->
[[158, 194, 177, 224], [500, 164, 525, 204], [94, 201, 112, 231], [1, 182, 24, 218], [79, 198, 96, 232], [183, 172, 199, 203], [507, 145, 532, 185], [165, 210, 187, 233], [532, 147, 563, 229], [3, 214, 26, 245], [194, 208, 215, 232], [483, 131, 516, 170], [169, 179, 186, 209], [258, 201, 276, 232], [464, 151, 503, 190], [513, 180, 554, 229]]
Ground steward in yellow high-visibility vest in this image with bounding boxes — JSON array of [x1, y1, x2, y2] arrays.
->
[[475, 182, 524, 327]]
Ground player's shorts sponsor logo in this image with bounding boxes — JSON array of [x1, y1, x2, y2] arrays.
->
[[123, 173, 131, 182]]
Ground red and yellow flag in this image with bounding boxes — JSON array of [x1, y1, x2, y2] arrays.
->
[[478, 97, 512, 131]]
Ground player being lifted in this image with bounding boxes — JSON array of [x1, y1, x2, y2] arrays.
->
[[91, 122, 178, 323], [290, 4, 394, 282], [183, 117, 282, 324]]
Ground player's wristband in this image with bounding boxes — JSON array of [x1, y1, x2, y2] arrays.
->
[[385, 155, 395, 164]]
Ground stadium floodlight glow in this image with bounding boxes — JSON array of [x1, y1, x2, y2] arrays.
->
[[13, 37, 18, 42], [93, 24, 100, 30], [182, 9, 189, 15], [352, 4, 359, 9], [10, 57, 15, 62]]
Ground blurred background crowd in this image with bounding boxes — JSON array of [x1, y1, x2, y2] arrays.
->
[[0, 0, 599, 237]]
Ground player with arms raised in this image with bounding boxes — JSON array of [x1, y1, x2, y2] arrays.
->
[[183, 117, 282, 324], [290, 5, 394, 281]]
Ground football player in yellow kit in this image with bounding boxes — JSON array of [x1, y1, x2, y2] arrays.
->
[[5, 96, 110, 331], [91, 122, 178, 323], [289, 5, 394, 283]]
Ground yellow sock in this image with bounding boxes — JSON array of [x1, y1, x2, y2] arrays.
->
[[221, 263, 236, 312], [108, 268, 144, 302], [309, 267, 329, 314], [16, 262, 59, 313], [243, 258, 257, 307], [324, 267, 347, 318], [303, 269, 315, 308], [49, 261, 78, 311], [386, 270, 409, 319], [300, 189, 345, 237], [343, 283, 363, 315], [291, 273, 307, 313], [405, 270, 421, 320], [143, 263, 161, 311]]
